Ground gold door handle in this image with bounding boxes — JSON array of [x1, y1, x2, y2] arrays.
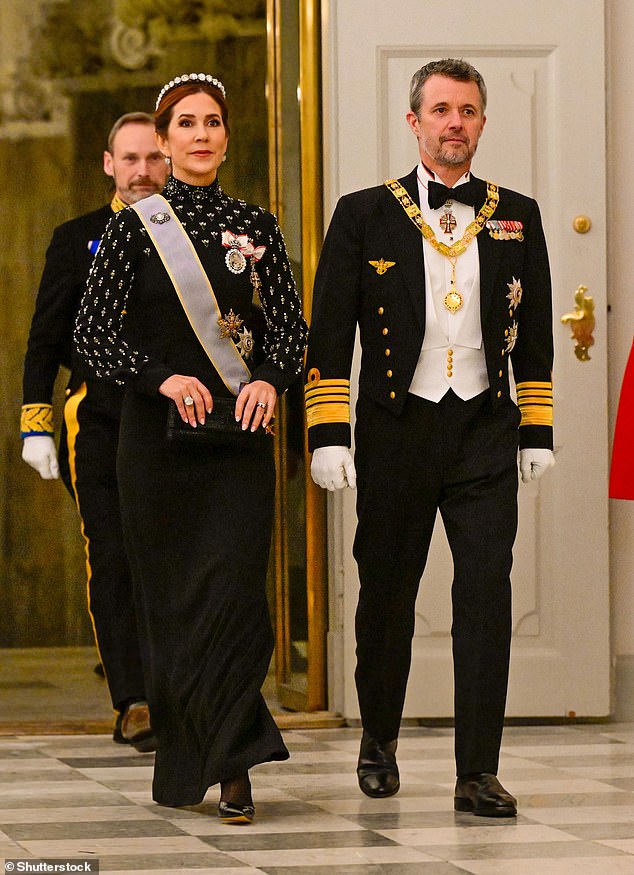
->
[[561, 285, 595, 361]]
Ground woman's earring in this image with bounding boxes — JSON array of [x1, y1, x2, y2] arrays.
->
[[222, 153, 227, 162], [163, 155, 171, 165]]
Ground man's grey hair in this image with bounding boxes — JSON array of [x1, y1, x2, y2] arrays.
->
[[107, 112, 155, 153], [409, 59, 487, 117]]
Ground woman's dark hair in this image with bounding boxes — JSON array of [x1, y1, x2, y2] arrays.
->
[[154, 83, 230, 138]]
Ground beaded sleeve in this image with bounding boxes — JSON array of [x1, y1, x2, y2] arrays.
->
[[250, 211, 308, 385], [74, 209, 147, 382]]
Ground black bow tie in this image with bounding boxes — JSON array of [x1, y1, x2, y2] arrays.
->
[[427, 179, 479, 210]]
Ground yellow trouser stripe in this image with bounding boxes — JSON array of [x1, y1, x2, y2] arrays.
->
[[63, 384, 105, 677]]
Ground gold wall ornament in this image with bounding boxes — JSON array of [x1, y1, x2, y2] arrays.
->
[[561, 284, 596, 361], [115, 0, 266, 43]]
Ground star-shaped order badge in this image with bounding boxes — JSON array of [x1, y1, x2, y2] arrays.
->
[[236, 326, 254, 359], [506, 276, 523, 309], [505, 320, 519, 353], [218, 308, 244, 339]]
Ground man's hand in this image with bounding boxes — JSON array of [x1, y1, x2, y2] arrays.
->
[[519, 448, 555, 483], [311, 446, 357, 491], [22, 435, 59, 480]]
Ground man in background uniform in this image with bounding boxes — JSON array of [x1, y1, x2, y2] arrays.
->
[[305, 59, 554, 816], [21, 112, 170, 750]]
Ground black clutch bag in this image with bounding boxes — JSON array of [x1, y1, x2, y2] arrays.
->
[[166, 397, 268, 447]]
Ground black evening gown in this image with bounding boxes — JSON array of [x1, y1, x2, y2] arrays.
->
[[117, 391, 286, 805], [76, 176, 307, 805]]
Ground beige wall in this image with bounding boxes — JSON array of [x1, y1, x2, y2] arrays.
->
[[607, 0, 634, 665]]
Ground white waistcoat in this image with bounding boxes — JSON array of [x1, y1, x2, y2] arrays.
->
[[409, 164, 489, 403]]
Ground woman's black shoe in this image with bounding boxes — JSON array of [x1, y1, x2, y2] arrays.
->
[[218, 800, 255, 824]]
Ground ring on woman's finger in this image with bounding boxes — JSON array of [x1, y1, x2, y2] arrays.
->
[[183, 395, 194, 406], [256, 401, 268, 410]]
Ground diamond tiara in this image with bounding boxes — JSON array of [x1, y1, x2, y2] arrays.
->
[[155, 73, 226, 111]]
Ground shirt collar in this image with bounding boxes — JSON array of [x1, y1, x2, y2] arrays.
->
[[416, 161, 471, 191]]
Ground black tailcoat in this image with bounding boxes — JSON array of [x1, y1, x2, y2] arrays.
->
[[23, 205, 121, 406], [306, 167, 553, 451], [22, 203, 144, 711]]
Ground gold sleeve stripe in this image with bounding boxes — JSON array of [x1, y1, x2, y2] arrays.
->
[[306, 403, 350, 427], [516, 381, 553, 427], [21, 404, 54, 436], [519, 406, 553, 427], [305, 379, 351, 428], [517, 386, 552, 395], [516, 380, 552, 392], [305, 386, 350, 400]]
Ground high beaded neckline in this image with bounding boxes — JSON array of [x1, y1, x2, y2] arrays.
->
[[164, 176, 222, 203]]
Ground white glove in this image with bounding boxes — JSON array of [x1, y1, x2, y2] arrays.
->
[[22, 435, 60, 480], [311, 446, 357, 491], [519, 448, 554, 484]]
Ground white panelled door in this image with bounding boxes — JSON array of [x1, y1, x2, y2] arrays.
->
[[324, 0, 610, 719]]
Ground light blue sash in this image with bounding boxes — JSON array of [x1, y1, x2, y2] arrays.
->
[[131, 194, 250, 396]]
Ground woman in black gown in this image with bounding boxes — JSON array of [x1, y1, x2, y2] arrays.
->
[[75, 73, 307, 820]]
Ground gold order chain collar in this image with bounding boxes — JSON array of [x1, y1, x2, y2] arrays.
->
[[385, 178, 499, 313], [385, 178, 499, 256]]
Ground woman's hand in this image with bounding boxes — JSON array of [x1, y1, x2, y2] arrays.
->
[[159, 375, 213, 427], [235, 380, 277, 432]]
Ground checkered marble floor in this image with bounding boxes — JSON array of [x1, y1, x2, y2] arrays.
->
[[2, 723, 634, 874]]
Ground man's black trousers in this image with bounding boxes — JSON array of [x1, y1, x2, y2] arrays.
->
[[353, 389, 520, 777], [59, 382, 146, 712]]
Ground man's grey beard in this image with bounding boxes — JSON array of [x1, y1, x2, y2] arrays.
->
[[437, 142, 477, 166]]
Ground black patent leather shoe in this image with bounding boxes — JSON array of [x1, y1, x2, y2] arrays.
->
[[218, 800, 255, 824], [454, 772, 517, 817], [357, 730, 400, 798]]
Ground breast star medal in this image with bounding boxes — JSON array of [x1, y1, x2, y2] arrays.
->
[[236, 326, 254, 359], [506, 276, 523, 309], [218, 309, 244, 339], [505, 320, 519, 353]]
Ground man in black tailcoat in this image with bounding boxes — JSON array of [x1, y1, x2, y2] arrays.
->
[[305, 59, 554, 817], [21, 113, 169, 750]]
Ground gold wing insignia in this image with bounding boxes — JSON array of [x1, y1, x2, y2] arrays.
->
[[369, 258, 396, 276]]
